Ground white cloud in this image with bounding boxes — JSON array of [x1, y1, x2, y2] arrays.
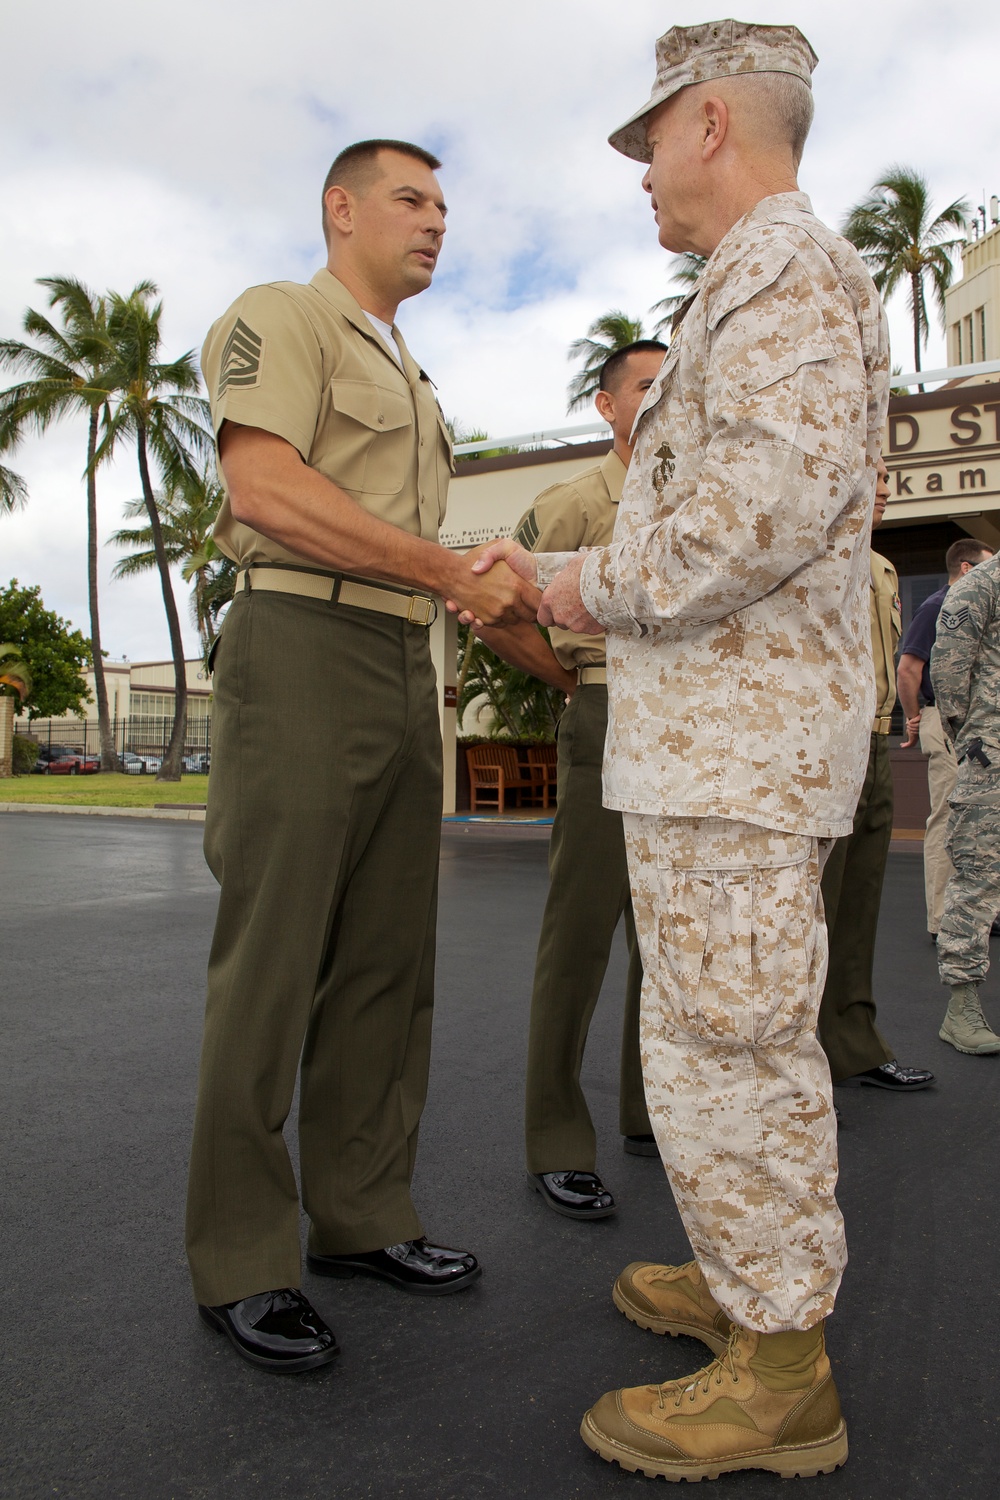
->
[[3, 0, 999, 654]]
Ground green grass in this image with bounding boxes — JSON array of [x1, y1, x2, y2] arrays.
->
[[0, 773, 209, 807]]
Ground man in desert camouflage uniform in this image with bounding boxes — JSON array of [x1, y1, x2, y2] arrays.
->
[[931, 551, 1000, 1055], [467, 19, 888, 1482]]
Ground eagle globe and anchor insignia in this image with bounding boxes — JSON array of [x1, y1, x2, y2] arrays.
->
[[651, 441, 676, 493]]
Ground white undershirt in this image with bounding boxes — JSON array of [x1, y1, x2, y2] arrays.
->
[[364, 312, 402, 366]]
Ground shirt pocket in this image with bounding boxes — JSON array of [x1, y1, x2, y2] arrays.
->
[[328, 379, 413, 495]]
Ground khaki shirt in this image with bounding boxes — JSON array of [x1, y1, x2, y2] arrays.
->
[[869, 550, 902, 722], [562, 192, 889, 838], [513, 450, 626, 670], [202, 268, 453, 568]]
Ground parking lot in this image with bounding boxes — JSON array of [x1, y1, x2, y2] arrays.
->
[[2, 813, 998, 1499]]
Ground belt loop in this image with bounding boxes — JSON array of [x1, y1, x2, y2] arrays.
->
[[328, 572, 344, 609], [242, 569, 252, 594]]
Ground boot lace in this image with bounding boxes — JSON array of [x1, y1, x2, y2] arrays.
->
[[960, 990, 990, 1027], [649, 1261, 697, 1285], [655, 1330, 742, 1410]]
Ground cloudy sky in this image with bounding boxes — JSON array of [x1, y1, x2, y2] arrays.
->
[[3, 0, 999, 660]]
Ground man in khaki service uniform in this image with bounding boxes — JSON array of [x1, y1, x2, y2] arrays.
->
[[819, 458, 934, 1094], [470, 20, 888, 1481], [478, 342, 665, 1222], [188, 139, 538, 1373]]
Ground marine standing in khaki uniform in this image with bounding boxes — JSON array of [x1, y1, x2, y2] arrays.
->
[[188, 140, 538, 1374], [478, 343, 665, 1223], [470, 21, 888, 1481], [818, 459, 934, 1093]]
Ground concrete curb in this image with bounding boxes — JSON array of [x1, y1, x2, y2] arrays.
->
[[0, 802, 206, 822]]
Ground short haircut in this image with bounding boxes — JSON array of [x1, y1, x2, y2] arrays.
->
[[946, 537, 993, 578], [599, 340, 669, 394], [716, 72, 815, 168], [321, 139, 442, 240]]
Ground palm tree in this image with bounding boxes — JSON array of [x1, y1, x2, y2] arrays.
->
[[110, 461, 227, 660], [567, 311, 646, 413], [0, 644, 31, 778], [456, 624, 564, 742], [0, 462, 28, 515], [842, 168, 969, 384], [650, 253, 706, 337], [444, 420, 517, 461], [0, 278, 119, 769], [201, 556, 238, 647], [97, 282, 212, 780]]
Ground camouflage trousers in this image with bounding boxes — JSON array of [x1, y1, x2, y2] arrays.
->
[[623, 814, 845, 1334], [937, 776, 1000, 987]]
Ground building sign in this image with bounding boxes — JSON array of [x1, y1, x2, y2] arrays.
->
[[885, 382, 1000, 512]]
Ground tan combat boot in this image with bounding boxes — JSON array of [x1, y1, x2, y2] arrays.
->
[[581, 1321, 848, 1482], [940, 983, 1000, 1055], [613, 1260, 733, 1356]]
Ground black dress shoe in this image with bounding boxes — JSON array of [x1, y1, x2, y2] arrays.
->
[[842, 1059, 935, 1091], [528, 1170, 616, 1219], [306, 1237, 481, 1295], [623, 1133, 659, 1157], [198, 1287, 338, 1373]]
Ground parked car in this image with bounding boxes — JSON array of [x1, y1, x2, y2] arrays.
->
[[34, 744, 100, 775], [120, 751, 162, 775], [185, 753, 210, 774]]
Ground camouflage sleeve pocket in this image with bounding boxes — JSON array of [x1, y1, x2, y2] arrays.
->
[[709, 246, 836, 400]]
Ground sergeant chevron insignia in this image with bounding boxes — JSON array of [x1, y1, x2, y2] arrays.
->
[[515, 509, 540, 549], [940, 605, 970, 630], [218, 318, 264, 395]]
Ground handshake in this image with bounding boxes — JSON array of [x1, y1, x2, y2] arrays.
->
[[443, 538, 602, 635]]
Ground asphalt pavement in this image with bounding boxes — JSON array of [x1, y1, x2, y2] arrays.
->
[[1, 813, 998, 1500]]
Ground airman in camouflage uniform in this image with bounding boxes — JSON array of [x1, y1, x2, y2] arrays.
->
[[931, 551, 1000, 1055], [465, 17, 888, 1482]]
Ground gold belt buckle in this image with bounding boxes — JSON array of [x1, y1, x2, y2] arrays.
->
[[407, 594, 436, 626]]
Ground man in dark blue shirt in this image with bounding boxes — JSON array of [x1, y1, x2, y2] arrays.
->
[[897, 539, 994, 936]]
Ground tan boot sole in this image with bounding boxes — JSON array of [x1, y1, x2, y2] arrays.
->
[[612, 1282, 730, 1356], [580, 1410, 849, 1481], [939, 1023, 1000, 1055]]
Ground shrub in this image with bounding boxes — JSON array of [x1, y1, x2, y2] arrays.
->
[[12, 735, 40, 775]]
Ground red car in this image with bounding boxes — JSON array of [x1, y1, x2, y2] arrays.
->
[[34, 744, 100, 775]]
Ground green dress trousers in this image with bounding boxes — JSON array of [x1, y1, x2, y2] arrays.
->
[[185, 587, 442, 1307], [818, 732, 895, 1082], [524, 684, 651, 1173]]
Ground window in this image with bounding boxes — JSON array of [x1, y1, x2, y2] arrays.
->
[[954, 322, 963, 364], [965, 314, 974, 364], [978, 307, 987, 361]]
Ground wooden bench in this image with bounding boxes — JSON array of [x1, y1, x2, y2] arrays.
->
[[465, 744, 537, 812], [524, 744, 558, 809]]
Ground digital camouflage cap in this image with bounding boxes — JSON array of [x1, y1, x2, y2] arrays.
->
[[609, 19, 818, 162]]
